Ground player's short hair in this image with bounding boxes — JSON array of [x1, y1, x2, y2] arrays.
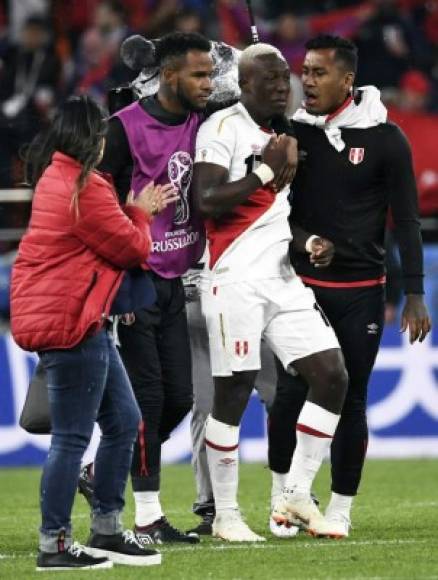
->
[[305, 35, 358, 74], [239, 43, 286, 68], [155, 32, 211, 70]]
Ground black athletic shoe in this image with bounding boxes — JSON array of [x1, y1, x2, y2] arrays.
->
[[186, 512, 214, 535], [86, 530, 161, 566], [192, 499, 215, 517], [78, 463, 94, 507], [36, 542, 112, 571], [135, 517, 200, 544]]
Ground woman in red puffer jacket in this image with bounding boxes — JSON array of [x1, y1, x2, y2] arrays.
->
[[11, 118, 174, 352], [10, 95, 177, 571]]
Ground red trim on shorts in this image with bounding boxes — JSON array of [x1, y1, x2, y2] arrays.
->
[[297, 423, 333, 438], [138, 420, 148, 476], [300, 275, 386, 289], [205, 438, 239, 452]]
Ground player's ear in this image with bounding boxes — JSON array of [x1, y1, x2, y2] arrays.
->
[[344, 71, 355, 93], [238, 71, 250, 93], [162, 64, 177, 87]]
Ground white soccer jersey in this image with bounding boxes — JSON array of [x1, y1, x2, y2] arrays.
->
[[195, 102, 294, 285]]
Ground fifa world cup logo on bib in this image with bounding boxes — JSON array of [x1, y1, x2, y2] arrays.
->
[[168, 151, 193, 225]]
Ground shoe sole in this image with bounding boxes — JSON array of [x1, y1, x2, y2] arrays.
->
[[85, 547, 161, 566], [272, 514, 347, 540], [36, 561, 113, 572], [138, 536, 200, 545]]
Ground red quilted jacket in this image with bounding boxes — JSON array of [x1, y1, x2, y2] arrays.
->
[[11, 152, 152, 351]]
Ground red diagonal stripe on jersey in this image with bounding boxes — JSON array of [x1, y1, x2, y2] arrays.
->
[[207, 186, 276, 269], [297, 423, 333, 438]]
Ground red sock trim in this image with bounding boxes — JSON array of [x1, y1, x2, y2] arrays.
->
[[138, 420, 148, 476], [205, 438, 239, 452], [297, 423, 333, 438]]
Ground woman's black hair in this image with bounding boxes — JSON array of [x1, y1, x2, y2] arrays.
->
[[25, 95, 107, 215]]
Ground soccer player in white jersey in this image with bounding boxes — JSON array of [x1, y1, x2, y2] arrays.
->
[[192, 44, 349, 542]]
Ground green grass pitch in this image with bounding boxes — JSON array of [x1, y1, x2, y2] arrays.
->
[[0, 460, 437, 579]]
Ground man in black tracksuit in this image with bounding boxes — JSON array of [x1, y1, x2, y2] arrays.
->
[[268, 35, 431, 536]]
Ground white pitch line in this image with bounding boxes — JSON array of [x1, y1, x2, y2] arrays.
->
[[0, 538, 431, 561], [399, 501, 438, 508], [159, 538, 431, 552], [323, 577, 438, 580]]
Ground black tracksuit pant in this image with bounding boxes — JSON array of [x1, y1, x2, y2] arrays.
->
[[268, 283, 385, 496], [118, 272, 193, 492]]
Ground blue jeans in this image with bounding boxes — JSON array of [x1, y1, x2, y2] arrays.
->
[[38, 329, 141, 552]]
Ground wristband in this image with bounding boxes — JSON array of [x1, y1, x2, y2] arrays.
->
[[305, 235, 319, 253], [253, 163, 275, 185]]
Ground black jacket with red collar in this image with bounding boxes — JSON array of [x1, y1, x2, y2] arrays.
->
[[289, 119, 423, 294]]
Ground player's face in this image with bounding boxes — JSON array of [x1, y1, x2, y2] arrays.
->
[[301, 49, 354, 115], [250, 55, 291, 116], [175, 50, 214, 112]]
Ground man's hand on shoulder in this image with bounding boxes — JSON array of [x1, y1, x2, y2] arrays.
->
[[401, 294, 432, 343]]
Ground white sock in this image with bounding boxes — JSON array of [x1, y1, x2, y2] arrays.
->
[[326, 492, 354, 520], [205, 415, 239, 513], [271, 471, 287, 508], [134, 491, 163, 527], [286, 401, 340, 495]]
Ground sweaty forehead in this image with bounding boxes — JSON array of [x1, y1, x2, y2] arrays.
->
[[182, 50, 214, 70], [253, 53, 289, 73], [303, 48, 337, 69]]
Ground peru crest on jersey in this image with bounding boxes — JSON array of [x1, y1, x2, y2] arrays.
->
[[349, 147, 365, 165]]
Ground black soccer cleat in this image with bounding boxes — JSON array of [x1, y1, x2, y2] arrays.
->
[[86, 530, 161, 566], [135, 516, 200, 544], [36, 542, 112, 571], [78, 463, 94, 507], [186, 511, 214, 535], [187, 501, 215, 536], [192, 499, 215, 517]]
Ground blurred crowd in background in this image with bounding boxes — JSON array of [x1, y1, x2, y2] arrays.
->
[[1, 0, 438, 186], [0, 0, 438, 321]]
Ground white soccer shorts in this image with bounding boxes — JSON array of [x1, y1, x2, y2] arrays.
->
[[201, 276, 339, 377]]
